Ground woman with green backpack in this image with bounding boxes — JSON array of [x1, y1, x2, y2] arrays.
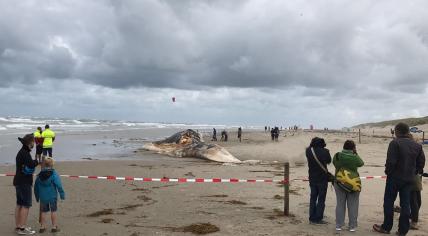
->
[[333, 140, 364, 232]]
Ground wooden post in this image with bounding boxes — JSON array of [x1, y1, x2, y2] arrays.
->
[[358, 129, 361, 144], [423, 131, 425, 144], [284, 162, 290, 216]]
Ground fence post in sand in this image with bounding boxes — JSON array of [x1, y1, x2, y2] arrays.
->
[[358, 129, 361, 144], [284, 162, 290, 216], [423, 132, 425, 144]]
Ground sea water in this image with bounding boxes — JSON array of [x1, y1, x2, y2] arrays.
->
[[0, 116, 254, 164]]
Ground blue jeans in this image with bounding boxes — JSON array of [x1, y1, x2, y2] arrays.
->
[[309, 182, 328, 222], [381, 177, 412, 235]]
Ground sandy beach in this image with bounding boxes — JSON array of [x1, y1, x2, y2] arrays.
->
[[1, 129, 427, 236]]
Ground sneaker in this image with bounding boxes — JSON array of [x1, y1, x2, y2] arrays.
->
[[16, 227, 36, 235], [349, 228, 356, 232], [336, 227, 342, 231]]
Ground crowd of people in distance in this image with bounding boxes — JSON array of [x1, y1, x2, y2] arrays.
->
[[211, 127, 243, 142], [13, 125, 65, 235], [306, 122, 426, 236]]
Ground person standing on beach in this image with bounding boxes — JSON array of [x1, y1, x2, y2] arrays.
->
[[270, 128, 274, 141], [333, 140, 364, 232], [33, 127, 44, 163], [265, 126, 267, 132], [42, 125, 55, 159], [220, 130, 228, 142], [373, 123, 425, 236], [274, 127, 279, 141], [237, 127, 242, 142], [14, 134, 39, 235], [306, 137, 332, 224], [34, 158, 65, 233], [212, 128, 217, 141], [409, 173, 422, 230]]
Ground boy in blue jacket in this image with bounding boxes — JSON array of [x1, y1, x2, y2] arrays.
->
[[34, 158, 65, 233]]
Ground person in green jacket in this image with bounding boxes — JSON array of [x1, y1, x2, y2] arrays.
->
[[333, 140, 364, 232]]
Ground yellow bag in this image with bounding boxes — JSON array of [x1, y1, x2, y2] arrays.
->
[[336, 168, 361, 192]]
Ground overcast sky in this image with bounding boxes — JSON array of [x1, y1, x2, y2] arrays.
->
[[1, 0, 428, 128]]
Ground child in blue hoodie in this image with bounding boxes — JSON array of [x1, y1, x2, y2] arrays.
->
[[34, 158, 65, 233]]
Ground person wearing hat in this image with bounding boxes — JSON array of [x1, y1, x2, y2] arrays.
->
[[14, 134, 39, 235]]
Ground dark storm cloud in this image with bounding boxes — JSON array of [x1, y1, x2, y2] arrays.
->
[[2, 0, 428, 92]]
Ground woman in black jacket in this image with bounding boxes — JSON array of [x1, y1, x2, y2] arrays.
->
[[13, 134, 39, 235], [306, 137, 332, 224]]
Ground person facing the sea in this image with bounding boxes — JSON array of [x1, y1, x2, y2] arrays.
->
[[237, 127, 242, 142], [42, 125, 55, 158], [13, 134, 39, 235], [34, 127, 44, 163], [212, 128, 217, 141], [34, 158, 65, 233], [333, 140, 364, 232], [306, 137, 332, 224], [373, 122, 426, 236]]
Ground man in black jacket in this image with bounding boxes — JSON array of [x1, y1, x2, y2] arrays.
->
[[306, 137, 332, 224], [373, 123, 426, 236], [13, 134, 39, 235]]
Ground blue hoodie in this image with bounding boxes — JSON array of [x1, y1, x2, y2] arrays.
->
[[34, 168, 65, 204]]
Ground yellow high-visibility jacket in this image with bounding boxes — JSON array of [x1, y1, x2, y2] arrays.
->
[[41, 129, 56, 148]]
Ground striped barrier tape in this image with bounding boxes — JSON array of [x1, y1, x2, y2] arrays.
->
[[0, 173, 388, 183], [0, 173, 287, 184]]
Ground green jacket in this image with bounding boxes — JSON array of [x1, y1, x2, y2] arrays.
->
[[333, 150, 364, 177]]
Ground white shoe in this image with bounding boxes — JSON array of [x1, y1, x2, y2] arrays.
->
[[336, 227, 342, 231], [16, 227, 35, 235], [349, 228, 356, 232]]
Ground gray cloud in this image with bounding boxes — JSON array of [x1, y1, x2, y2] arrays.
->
[[2, 0, 428, 90], [1, 0, 428, 126]]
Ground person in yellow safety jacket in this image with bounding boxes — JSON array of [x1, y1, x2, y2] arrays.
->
[[34, 127, 44, 162], [41, 124, 55, 158]]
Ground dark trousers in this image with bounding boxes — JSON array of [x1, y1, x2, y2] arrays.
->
[[381, 177, 412, 235], [42, 148, 53, 157], [410, 191, 421, 223], [309, 182, 328, 222]]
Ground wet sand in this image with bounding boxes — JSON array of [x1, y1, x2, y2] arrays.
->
[[0, 130, 427, 235]]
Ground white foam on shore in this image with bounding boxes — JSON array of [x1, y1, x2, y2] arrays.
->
[[0, 116, 262, 135]]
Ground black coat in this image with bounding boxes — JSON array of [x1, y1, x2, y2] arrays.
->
[[306, 147, 332, 183], [385, 137, 425, 181], [13, 146, 38, 186]]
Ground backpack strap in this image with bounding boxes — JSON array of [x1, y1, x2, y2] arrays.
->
[[311, 148, 329, 174]]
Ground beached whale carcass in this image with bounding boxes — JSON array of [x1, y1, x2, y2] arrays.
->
[[143, 129, 241, 163]]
